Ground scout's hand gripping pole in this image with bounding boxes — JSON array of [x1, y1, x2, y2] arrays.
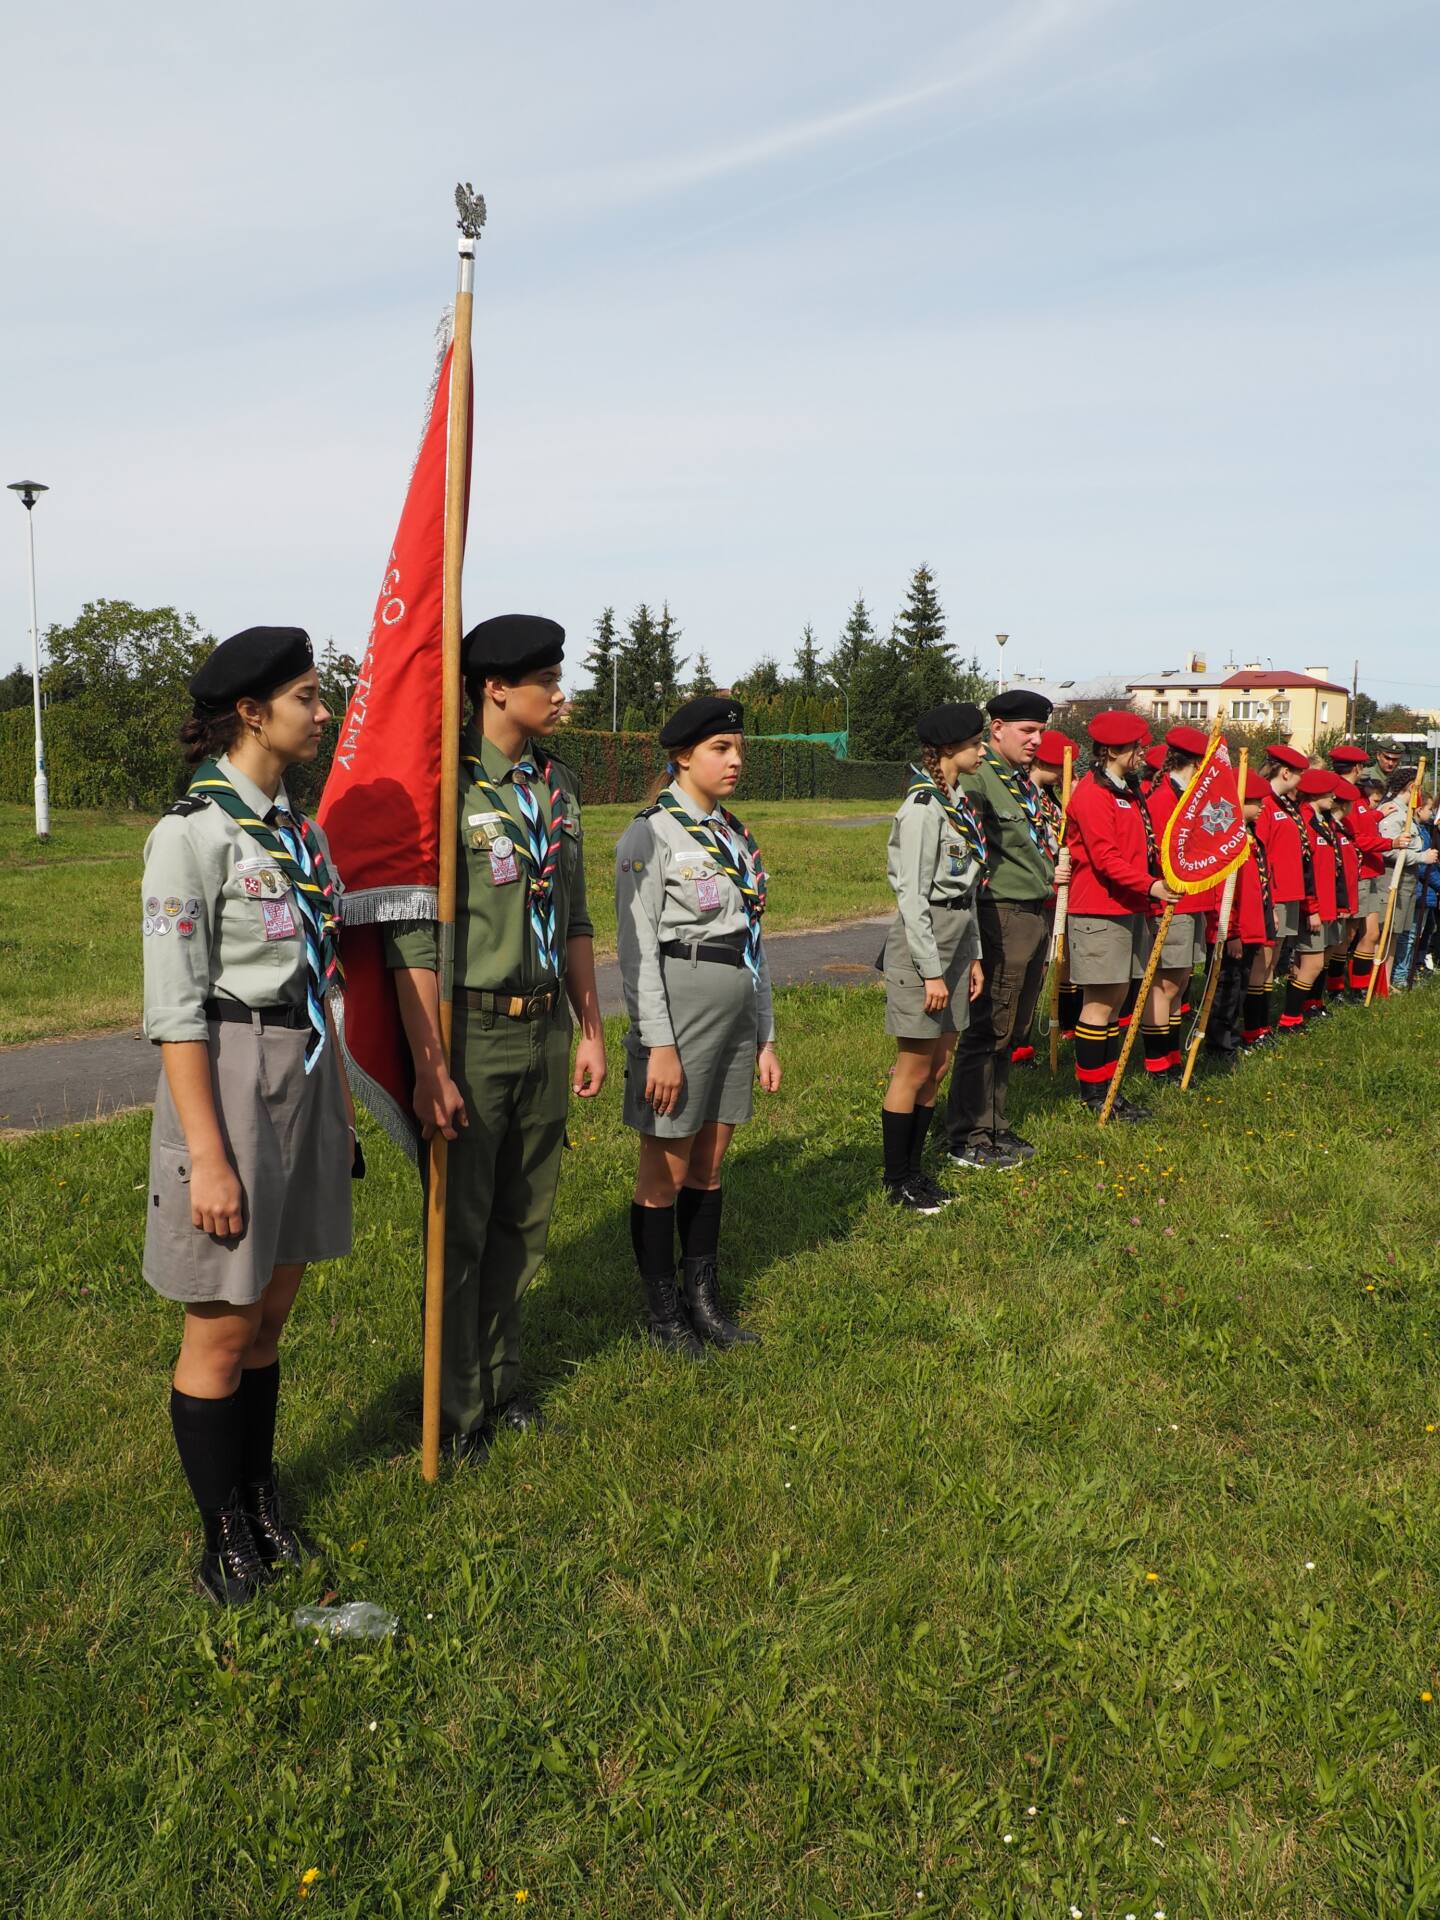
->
[[421, 183, 485, 1484]]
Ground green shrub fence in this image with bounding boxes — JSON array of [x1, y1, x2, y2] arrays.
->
[[0, 707, 906, 814]]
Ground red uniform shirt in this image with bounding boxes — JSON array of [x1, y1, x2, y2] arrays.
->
[[1301, 805, 1339, 921], [1233, 828, 1274, 944], [1256, 790, 1308, 903], [1344, 801, 1388, 878], [1066, 770, 1154, 915], [1146, 776, 1219, 916]]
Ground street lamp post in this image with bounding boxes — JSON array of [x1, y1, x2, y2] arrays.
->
[[611, 652, 618, 731], [995, 632, 1009, 694], [7, 480, 50, 841]]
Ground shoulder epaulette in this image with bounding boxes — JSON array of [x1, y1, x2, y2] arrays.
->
[[635, 803, 662, 819], [912, 790, 931, 806], [163, 794, 210, 818]]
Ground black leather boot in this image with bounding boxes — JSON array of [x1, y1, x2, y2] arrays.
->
[[197, 1496, 272, 1605], [645, 1270, 705, 1359], [683, 1257, 761, 1348], [243, 1473, 312, 1569]]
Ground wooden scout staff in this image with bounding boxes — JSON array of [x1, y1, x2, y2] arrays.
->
[[1366, 754, 1426, 1008], [421, 184, 484, 1481], [1045, 743, 1075, 1074], [1099, 717, 1249, 1126], [1179, 745, 1248, 1090]]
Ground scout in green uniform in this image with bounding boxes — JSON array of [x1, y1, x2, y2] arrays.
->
[[946, 689, 1066, 1169], [616, 697, 780, 1356], [878, 703, 987, 1213], [141, 627, 357, 1605], [384, 615, 606, 1460]]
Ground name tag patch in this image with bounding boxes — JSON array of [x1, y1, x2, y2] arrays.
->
[[261, 899, 298, 940], [489, 848, 519, 886]]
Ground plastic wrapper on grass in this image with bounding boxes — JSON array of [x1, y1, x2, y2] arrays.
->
[[293, 1601, 398, 1641]]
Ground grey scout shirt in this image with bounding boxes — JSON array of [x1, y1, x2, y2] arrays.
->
[[886, 784, 984, 979], [615, 784, 775, 1049], [141, 753, 343, 1043]]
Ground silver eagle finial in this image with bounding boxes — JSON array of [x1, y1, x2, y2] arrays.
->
[[455, 182, 488, 240]]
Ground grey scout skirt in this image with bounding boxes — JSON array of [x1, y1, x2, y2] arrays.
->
[[880, 902, 979, 1040], [623, 948, 759, 1137], [144, 1013, 352, 1306]]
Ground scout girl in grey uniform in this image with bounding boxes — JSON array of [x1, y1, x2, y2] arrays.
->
[[616, 697, 779, 1356], [141, 627, 356, 1605], [879, 703, 987, 1212]]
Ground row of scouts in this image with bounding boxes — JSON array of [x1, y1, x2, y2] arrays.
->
[[138, 622, 1428, 1602]]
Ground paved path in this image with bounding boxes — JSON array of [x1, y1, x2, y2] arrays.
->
[[0, 915, 892, 1134]]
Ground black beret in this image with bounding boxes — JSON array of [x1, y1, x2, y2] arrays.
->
[[987, 688, 1053, 722], [659, 695, 745, 751], [916, 702, 985, 748], [189, 627, 314, 711], [463, 613, 565, 680]]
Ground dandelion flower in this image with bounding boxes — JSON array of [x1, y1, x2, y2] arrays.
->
[[1423, 1691, 1433, 1703], [301, 1869, 320, 1886], [515, 1895, 529, 1907], [1145, 1571, 1160, 1583]]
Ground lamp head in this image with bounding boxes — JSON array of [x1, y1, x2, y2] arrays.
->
[[7, 480, 48, 511]]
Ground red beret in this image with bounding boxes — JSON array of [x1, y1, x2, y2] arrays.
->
[[1331, 777, 1360, 802], [1298, 769, 1338, 797], [1267, 743, 1309, 771], [1244, 771, 1271, 801], [1089, 710, 1151, 748], [1143, 741, 1167, 771], [1164, 724, 1209, 759], [1034, 728, 1074, 768], [1328, 744, 1370, 767]]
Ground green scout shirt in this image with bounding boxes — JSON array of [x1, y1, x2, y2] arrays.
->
[[141, 753, 342, 1042], [382, 725, 592, 990], [960, 746, 1055, 904]]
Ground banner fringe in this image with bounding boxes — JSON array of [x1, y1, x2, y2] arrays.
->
[[334, 991, 421, 1169], [338, 886, 439, 927]]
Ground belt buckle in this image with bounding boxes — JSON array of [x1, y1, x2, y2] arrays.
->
[[524, 986, 552, 1019]]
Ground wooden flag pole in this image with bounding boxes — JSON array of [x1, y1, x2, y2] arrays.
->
[[1366, 754, 1425, 1007], [421, 184, 485, 1484], [1046, 744, 1076, 1074], [1180, 746, 1248, 1089], [1097, 899, 1174, 1126]]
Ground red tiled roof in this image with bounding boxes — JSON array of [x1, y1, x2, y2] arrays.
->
[[1219, 671, 1348, 693]]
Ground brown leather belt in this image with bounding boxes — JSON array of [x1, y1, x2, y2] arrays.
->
[[459, 986, 559, 1020]]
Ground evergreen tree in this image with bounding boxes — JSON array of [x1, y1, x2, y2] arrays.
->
[[827, 594, 876, 694], [847, 629, 915, 762], [655, 601, 688, 708], [793, 622, 822, 693], [739, 654, 782, 700], [617, 603, 663, 723], [895, 563, 957, 713], [619, 704, 645, 734], [689, 649, 716, 696], [571, 606, 620, 728]]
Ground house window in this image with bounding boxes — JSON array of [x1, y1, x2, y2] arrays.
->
[[1150, 700, 1169, 721], [1178, 699, 1208, 722], [1231, 699, 1257, 721], [1319, 699, 1330, 724], [1272, 700, 1291, 729]]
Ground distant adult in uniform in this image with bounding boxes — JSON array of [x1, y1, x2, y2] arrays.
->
[[946, 688, 1066, 1171], [616, 697, 780, 1355], [877, 703, 987, 1213], [385, 615, 606, 1462], [142, 626, 356, 1604]]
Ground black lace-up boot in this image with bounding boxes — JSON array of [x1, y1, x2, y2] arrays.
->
[[197, 1496, 272, 1606], [682, 1257, 761, 1348]]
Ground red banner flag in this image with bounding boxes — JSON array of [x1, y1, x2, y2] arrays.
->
[[1161, 736, 1250, 894], [318, 336, 472, 1155]]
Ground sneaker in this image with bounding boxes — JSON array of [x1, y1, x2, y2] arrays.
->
[[885, 1179, 945, 1215], [1112, 1093, 1152, 1123], [992, 1129, 1037, 1160], [909, 1172, 954, 1206], [948, 1141, 1023, 1173]]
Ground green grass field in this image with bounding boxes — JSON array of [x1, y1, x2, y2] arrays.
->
[[0, 799, 893, 1047], [4, 985, 1440, 1916]]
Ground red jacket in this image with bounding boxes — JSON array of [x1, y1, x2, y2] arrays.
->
[[1343, 801, 1388, 878], [1147, 777, 1219, 915], [1301, 805, 1339, 921], [1256, 792, 1307, 903], [1232, 829, 1274, 944], [1067, 770, 1155, 915]]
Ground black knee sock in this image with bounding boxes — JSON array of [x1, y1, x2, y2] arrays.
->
[[1279, 982, 1307, 1028], [1117, 981, 1139, 1029], [170, 1386, 245, 1547], [882, 1108, 912, 1187], [1140, 1024, 1171, 1074], [236, 1360, 280, 1488], [908, 1105, 935, 1177], [1168, 1013, 1183, 1064], [630, 1201, 676, 1278], [677, 1186, 722, 1261], [1242, 988, 1270, 1043], [1058, 984, 1083, 1032], [1073, 1021, 1109, 1089]]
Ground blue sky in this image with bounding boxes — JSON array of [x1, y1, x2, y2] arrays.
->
[[3, 0, 1436, 704]]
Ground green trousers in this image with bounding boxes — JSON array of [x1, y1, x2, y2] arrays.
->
[[426, 1002, 571, 1438]]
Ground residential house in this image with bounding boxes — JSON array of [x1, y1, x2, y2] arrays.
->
[[1124, 656, 1349, 752]]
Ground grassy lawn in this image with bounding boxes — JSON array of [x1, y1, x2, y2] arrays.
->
[[4, 984, 1440, 1916], [0, 799, 893, 1047]]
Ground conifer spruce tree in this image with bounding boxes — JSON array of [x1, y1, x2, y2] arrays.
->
[[827, 594, 876, 695], [571, 606, 620, 728], [793, 622, 821, 693], [689, 650, 716, 696]]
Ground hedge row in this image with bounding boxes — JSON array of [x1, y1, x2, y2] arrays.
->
[[0, 706, 907, 814]]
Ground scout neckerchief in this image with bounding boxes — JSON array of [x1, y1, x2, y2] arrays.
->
[[655, 787, 767, 979], [984, 744, 1052, 857], [907, 764, 988, 874], [1036, 782, 1064, 856], [463, 745, 568, 977], [186, 758, 342, 1071], [1306, 803, 1348, 913], [1271, 785, 1315, 895], [1112, 771, 1161, 879], [1247, 824, 1275, 938]]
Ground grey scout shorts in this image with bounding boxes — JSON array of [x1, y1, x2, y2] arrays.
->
[[623, 947, 760, 1137], [881, 902, 979, 1040], [1067, 913, 1154, 986]]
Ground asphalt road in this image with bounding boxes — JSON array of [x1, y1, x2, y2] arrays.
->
[[0, 914, 891, 1134]]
